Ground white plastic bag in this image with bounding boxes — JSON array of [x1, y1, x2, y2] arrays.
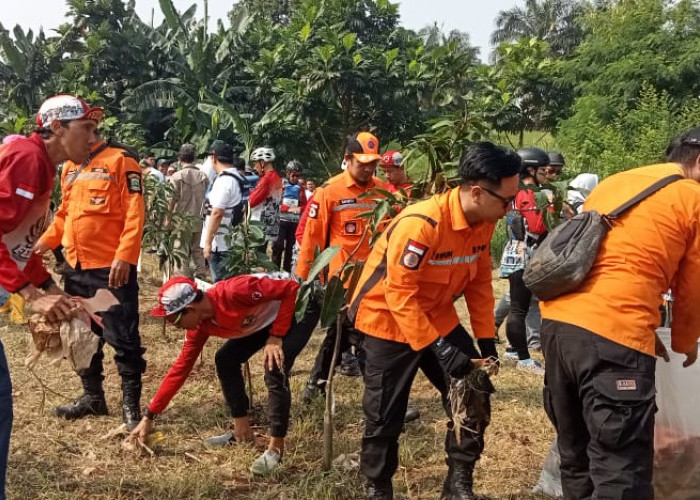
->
[[653, 328, 700, 499]]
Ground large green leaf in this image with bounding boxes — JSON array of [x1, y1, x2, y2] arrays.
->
[[306, 246, 340, 283], [320, 276, 345, 328]]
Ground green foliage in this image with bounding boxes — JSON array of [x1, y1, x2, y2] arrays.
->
[[558, 84, 700, 177], [222, 215, 277, 276], [142, 176, 196, 273]]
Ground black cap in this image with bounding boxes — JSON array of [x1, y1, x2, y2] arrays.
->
[[208, 139, 225, 153], [212, 142, 234, 164]]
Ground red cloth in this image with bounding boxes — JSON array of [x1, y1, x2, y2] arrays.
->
[[295, 192, 314, 244], [147, 274, 299, 415], [249, 170, 283, 208], [0, 134, 53, 292], [515, 188, 547, 235]]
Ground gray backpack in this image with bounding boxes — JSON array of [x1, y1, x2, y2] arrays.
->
[[523, 174, 683, 301]]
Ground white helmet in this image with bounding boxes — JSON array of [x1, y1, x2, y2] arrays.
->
[[250, 147, 275, 163]]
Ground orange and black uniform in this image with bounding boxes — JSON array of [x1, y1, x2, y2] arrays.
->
[[296, 169, 386, 384], [349, 188, 498, 485], [539, 163, 700, 499], [40, 139, 146, 392]]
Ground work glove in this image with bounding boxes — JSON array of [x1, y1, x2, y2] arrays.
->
[[431, 337, 473, 379], [477, 338, 499, 361]]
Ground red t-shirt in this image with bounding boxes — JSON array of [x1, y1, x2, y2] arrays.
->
[[147, 273, 299, 415], [515, 188, 547, 235], [0, 134, 53, 292]]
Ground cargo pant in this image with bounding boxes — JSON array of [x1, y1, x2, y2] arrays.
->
[[541, 319, 656, 500], [360, 325, 489, 484]]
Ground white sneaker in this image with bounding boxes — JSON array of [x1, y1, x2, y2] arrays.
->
[[250, 449, 282, 475], [503, 350, 519, 363], [517, 358, 545, 376]]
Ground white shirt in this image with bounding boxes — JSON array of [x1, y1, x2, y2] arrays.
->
[[200, 168, 242, 252], [199, 157, 217, 186], [305, 188, 314, 200], [147, 169, 165, 182]]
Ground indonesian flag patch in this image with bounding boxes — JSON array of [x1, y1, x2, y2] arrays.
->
[[400, 239, 428, 270]]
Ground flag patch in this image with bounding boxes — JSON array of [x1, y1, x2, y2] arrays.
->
[[15, 187, 35, 200], [400, 239, 428, 270]]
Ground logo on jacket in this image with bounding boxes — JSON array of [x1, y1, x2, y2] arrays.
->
[[251, 291, 263, 301], [308, 202, 319, 219], [126, 171, 142, 194], [90, 196, 107, 206], [345, 221, 357, 234], [400, 239, 428, 270]]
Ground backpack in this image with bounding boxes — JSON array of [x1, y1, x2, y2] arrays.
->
[[523, 174, 683, 301], [201, 170, 247, 226]]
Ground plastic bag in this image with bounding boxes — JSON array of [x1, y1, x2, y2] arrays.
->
[[534, 329, 700, 498], [653, 328, 700, 499]]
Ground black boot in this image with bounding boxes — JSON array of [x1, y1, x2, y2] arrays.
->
[[53, 376, 108, 420], [441, 460, 485, 500], [121, 376, 142, 431], [365, 478, 393, 499]]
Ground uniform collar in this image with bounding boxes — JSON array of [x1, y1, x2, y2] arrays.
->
[[343, 169, 376, 190], [448, 187, 469, 231]]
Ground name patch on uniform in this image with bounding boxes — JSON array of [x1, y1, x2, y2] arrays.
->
[[90, 196, 106, 206], [340, 198, 357, 205], [308, 202, 319, 219], [400, 239, 428, 270], [91, 167, 108, 173], [126, 171, 142, 194], [616, 379, 637, 391], [345, 221, 357, 234]]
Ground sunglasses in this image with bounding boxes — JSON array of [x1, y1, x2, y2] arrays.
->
[[479, 185, 516, 208], [545, 167, 563, 176], [167, 309, 186, 326]]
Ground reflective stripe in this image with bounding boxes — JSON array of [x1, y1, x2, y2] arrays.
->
[[428, 254, 480, 266], [332, 203, 376, 212], [77, 173, 116, 182]]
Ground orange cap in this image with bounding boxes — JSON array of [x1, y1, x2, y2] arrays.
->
[[352, 132, 381, 163]]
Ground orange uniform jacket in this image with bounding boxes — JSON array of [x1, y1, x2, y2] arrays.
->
[[296, 170, 385, 285], [350, 188, 496, 351], [540, 163, 700, 357], [40, 140, 145, 268]]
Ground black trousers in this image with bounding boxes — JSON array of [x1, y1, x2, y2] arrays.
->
[[271, 220, 298, 273], [308, 316, 365, 384], [542, 319, 656, 500], [506, 269, 533, 360], [64, 264, 146, 383], [361, 325, 489, 483], [215, 309, 316, 437]]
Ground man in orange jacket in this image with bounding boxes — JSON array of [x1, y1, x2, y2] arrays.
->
[[349, 142, 521, 500], [296, 132, 386, 400], [539, 128, 700, 499], [36, 133, 146, 430]]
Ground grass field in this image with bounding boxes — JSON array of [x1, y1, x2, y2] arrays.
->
[[1, 264, 553, 499]]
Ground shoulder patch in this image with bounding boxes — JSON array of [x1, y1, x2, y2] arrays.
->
[[126, 171, 142, 194], [308, 202, 319, 219], [400, 239, 428, 270]]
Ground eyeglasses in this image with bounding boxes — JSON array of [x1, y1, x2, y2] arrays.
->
[[167, 309, 186, 326], [545, 167, 563, 176], [479, 185, 516, 208]]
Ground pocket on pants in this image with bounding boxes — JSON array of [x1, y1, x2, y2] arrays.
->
[[591, 372, 655, 449]]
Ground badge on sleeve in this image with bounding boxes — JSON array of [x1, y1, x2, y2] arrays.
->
[[308, 202, 319, 219], [400, 239, 428, 270], [126, 172, 142, 194]]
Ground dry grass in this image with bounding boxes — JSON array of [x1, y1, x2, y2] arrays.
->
[[1, 266, 554, 499]]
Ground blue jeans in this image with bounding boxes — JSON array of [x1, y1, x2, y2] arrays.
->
[[0, 341, 12, 499], [209, 251, 231, 283]]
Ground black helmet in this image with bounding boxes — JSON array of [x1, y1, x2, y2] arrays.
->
[[548, 151, 565, 167], [517, 147, 549, 168], [285, 160, 303, 173]]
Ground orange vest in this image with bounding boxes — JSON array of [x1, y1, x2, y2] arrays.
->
[[40, 140, 145, 269], [540, 163, 700, 356], [296, 170, 385, 285], [350, 188, 496, 351]]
